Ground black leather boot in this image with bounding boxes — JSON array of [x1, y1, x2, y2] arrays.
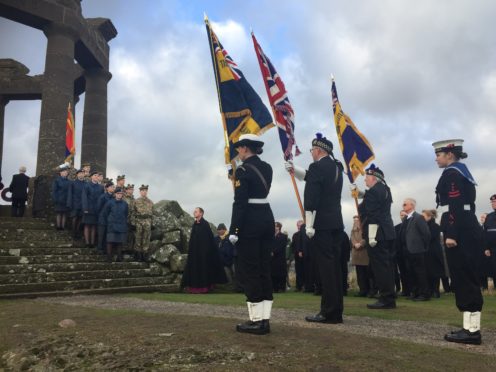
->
[[444, 329, 481, 345], [236, 320, 269, 335], [262, 319, 270, 333]]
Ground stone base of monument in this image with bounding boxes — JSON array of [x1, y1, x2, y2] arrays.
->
[[0, 216, 181, 299]]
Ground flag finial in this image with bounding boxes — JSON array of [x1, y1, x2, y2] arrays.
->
[[203, 12, 208, 22]]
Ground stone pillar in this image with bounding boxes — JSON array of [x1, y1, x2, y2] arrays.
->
[[37, 23, 77, 176], [0, 95, 8, 178], [81, 68, 111, 175]]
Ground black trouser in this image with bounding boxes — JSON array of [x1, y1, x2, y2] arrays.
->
[[446, 243, 483, 312], [11, 198, 26, 217], [341, 255, 349, 293], [368, 240, 396, 305], [236, 237, 273, 303], [310, 240, 322, 293], [313, 229, 343, 320], [294, 255, 305, 290], [356, 265, 371, 295], [407, 252, 430, 298], [397, 248, 412, 295], [303, 252, 314, 292]]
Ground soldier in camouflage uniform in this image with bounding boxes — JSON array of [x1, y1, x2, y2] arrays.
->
[[124, 183, 135, 251], [116, 175, 126, 189], [130, 185, 154, 261]]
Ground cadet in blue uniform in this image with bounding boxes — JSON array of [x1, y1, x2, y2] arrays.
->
[[285, 133, 345, 323], [82, 171, 104, 248], [66, 169, 85, 238], [97, 181, 115, 253], [433, 139, 483, 345], [229, 134, 275, 335], [51, 165, 71, 230], [103, 187, 128, 262]]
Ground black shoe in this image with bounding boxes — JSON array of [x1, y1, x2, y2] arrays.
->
[[305, 313, 343, 324], [262, 319, 270, 333], [236, 320, 269, 335], [367, 292, 378, 299], [367, 301, 396, 309], [444, 329, 481, 345], [412, 296, 430, 302]]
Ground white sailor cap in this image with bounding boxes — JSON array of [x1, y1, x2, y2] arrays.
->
[[432, 139, 464, 153], [233, 133, 264, 148]]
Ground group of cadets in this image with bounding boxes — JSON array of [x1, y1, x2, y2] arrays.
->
[[51, 163, 154, 262]]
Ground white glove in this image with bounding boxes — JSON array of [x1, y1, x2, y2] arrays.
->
[[368, 224, 378, 247], [229, 234, 239, 244], [350, 184, 364, 199], [284, 160, 306, 181], [305, 211, 316, 239]]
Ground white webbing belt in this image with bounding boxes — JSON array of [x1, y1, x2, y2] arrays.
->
[[248, 198, 268, 204]]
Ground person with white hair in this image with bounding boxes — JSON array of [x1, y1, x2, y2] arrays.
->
[[8, 165, 29, 217]]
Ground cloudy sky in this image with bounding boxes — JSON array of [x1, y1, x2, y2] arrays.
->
[[1, 0, 495, 235]]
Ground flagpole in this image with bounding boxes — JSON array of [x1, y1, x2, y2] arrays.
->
[[205, 14, 236, 189]]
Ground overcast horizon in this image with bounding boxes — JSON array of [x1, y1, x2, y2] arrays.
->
[[1, 0, 495, 236]]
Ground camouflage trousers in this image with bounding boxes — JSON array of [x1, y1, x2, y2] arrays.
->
[[134, 220, 151, 253]]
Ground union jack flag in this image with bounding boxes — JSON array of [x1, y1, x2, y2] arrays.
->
[[252, 32, 301, 161]]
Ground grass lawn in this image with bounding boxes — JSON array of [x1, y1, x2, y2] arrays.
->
[[122, 290, 496, 329]]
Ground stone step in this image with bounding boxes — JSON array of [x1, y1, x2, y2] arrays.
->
[[0, 284, 179, 299], [0, 220, 55, 229], [0, 254, 137, 265], [0, 268, 162, 284], [0, 275, 178, 294], [0, 217, 48, 224], [0, 240, 74, 248], [0, 229, 71, 241], [0, 261, 149, 274], [0, 247, 99, 256]]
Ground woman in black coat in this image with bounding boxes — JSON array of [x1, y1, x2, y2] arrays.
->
[[422, 209, 446, 298]]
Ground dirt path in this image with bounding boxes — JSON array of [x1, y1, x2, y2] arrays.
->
[[38, 295, 496, 356]]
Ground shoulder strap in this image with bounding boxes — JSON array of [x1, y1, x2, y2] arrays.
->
[[244, 163, 269, 193]]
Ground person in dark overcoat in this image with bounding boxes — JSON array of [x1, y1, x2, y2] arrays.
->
[[102, 187, 128, 262], [422, 209, 446, 298], [181, 208, 227, 293], [66, 169, 85, 238], [228, 134, 275, 335], [97, 181, 115, 253], [354, 164, 396, 309], [285, 133, 344, 324], [483, 195, 496, 283], [432, 138, 483, 345], [9, 165, 29, 217], [82, 171, 104, 248], [51, 166, 71, 230], [271, 222, 288, 292], [291, 220, 305, 291]]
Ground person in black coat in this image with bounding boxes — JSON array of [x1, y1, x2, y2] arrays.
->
[[355, 164, 396, 309], [395, 211, 411, 297], [229, 134, 275, 335], [102, 187, 128, 262], [433, 139, 483, 345], [271, 222, 288, 292], [214, 223, 235, 284], [97, 181, 115, 253], [51, 166, 71, 230], [291, 220, 305, 291], [9, 166, 29, 217], [66, 169, 86, 238], [482, 195, 496, 287], [182, 208, 227, 293], [286, 133, 344, 324], [422, 209, 446, 298]]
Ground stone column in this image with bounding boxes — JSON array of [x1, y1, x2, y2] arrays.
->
[[0, 95, 8, 178], [37, 23, 77, 176], [81, 68, 111, 175]]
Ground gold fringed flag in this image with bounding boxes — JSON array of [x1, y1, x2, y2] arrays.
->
[[65, 102, 75, 164], [332, 79, 374, 183], [205, 16, 274, 163]]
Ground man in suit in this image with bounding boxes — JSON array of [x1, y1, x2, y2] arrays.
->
[[9, 166, 29, 217], [285, 133, 345, 323], [354, 164, 397, 309], [401, 198, 431, 301]]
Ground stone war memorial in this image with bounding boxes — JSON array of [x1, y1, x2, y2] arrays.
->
[[0, 0, 193, 297]]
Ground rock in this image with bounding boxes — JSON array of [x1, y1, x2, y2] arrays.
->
[[9, 249, 20, 256], [154, 200, 185, 218], [162, 230, 181, 246], [170, 254, 187, 273], [158, 333, 174, 337], [147, 240, 163, 254], [150, 244, 179, 264], [58, 319, 76, 328], [148, 262, 171, 276]]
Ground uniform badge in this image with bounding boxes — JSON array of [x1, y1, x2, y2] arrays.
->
[[235, 180, 241, 188]]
